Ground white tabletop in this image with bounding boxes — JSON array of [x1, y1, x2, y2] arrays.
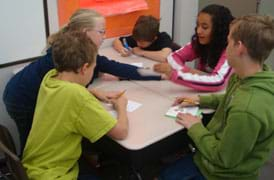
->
[[91, 80, 184, 150], [92, 47, 217, 150]]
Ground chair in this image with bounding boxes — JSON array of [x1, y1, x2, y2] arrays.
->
[[0, 124, 28, 180]]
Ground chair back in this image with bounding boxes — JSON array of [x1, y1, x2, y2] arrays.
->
[[0, 124, 28, 180]]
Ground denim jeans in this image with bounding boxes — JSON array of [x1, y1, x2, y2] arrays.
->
[[3, 90, 34, 154], [159, 154, 205, 180]]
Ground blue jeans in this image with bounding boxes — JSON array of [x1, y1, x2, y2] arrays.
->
[[159, 154, 205, 180], [3, 90, 34, 154]]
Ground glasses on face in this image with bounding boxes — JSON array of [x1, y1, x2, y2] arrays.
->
[[95, 29, 106, 35]]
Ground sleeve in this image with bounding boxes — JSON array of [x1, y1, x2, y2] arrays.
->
[[168, 50, 232, 92], [119, 35, 137, 48], [199, 94, 225, 109], [188, 112, 261, 168], [167, 43, 197, 71], [75, 95, 117, 143], [96, 55, 161, 80]]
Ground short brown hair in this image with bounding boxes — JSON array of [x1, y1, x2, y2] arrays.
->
[[52, 31, 98, 73], [132, 15, 160, 42], [230, 15, 274, 64]]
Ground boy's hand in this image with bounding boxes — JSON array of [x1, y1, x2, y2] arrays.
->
[[89, 89, 118, 103], [110, 95, 128, 111], [153, 63, 172, 78], [119, 47, 131, 57], [173, 95, 200, 107], [132, 47, 144, 57], [176, 112, 201, 129]]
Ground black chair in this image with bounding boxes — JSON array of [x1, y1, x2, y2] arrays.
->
[[0, 124, 28, 180]]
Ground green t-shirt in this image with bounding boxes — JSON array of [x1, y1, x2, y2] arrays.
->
[[22, 69, 116, 180]]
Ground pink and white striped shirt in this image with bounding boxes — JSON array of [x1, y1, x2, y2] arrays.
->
[[167, 43, 232, 92]]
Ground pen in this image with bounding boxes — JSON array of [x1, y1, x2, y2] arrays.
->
[[180, 98, 199, 105], [122, 38, 130, 50], [116, 90, 126, 99]]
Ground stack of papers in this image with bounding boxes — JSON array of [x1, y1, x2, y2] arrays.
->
[[165, 105, 199, 119]]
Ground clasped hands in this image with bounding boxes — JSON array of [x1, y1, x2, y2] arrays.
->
[[89, 88, 128, 110], [173, 96, 202, 129]]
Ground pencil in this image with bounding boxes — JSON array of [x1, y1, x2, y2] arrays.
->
[[180, 98, 199, 105], [116, 90, 126, 98], [122, 38, 130, 50]]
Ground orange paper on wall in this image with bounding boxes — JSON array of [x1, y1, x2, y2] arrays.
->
[[79, 0, 148, 17], [57, 0, 160, 38]]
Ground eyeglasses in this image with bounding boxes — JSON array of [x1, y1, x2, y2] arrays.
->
[[95, 29, 106, 35]]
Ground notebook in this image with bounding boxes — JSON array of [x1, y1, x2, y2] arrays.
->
[[165, 105, 200, 119]]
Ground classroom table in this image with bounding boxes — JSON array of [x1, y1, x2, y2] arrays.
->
[[89, 47, 217, 179]]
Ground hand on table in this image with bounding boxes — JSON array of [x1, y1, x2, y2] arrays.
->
[[176, 112, 201, 129], [153, 63, 172, 78], [132, 47, 144, 57], [119, 47, 132, 57]]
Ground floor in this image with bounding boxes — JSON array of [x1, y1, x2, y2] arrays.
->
[[79, 147, 191, 180]]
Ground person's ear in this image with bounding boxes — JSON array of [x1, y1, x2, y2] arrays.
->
[[79, 63, 90, 75], [237, 41, 248, 56]]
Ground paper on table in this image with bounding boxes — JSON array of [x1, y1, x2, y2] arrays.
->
[[127, 100, 142, 112], [165, 105, 199, 119], [137, 68, 161, 76], [108, 100, 142, 118], [130, 62, 143, 68]]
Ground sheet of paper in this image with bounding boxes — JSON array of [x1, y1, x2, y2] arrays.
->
[[137, 68, 161, 76], [108, 100, 142, 118], [165, 105, 199, 119], [127, 100, 142, 112], [130, 62, 143, 68]]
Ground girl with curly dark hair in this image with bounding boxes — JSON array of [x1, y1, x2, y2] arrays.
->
[[154, 4, 234, 92]]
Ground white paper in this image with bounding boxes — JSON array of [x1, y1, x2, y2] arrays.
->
[[127, 100, 142, 112], [130, 62, 143, 68], [137, 68, 161, 76], [108, 100, 142, 118], [165, 105, 199, 118]]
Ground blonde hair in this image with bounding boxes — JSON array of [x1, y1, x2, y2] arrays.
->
[[48, 9, 103, 45], [230, 15, 274, 63]]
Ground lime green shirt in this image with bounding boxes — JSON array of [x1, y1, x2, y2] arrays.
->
[[22, 69, 116, 180]]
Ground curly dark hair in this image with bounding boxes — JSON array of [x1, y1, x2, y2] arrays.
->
[[191, 4, 234, 69]]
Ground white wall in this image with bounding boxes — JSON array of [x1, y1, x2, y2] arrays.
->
[[0, 0, 46, 65], [259, 0, 274, 69], [173, 0, 198, 46], [258, 1, 274, 179], [159, 0, 174, 36]]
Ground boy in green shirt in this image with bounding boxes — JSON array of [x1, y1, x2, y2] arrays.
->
[[22, 31, 128, 180], [159, 15, 274, 180]]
